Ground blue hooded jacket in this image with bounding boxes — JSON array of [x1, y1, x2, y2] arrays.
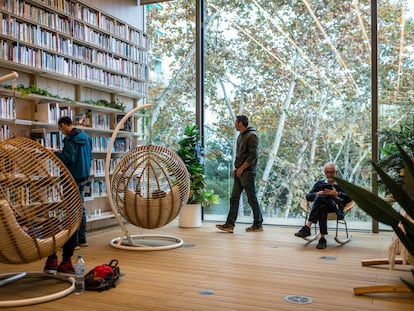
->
[[55, 128, 92, 182]]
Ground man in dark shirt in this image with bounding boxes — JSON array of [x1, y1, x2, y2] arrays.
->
[[294, 162, 351, 249], [216, 115, 263, 233]]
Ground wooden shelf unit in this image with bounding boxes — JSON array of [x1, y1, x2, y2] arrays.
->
[[0, 0, 150, 228]]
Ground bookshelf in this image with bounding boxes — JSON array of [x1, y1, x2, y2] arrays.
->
[[0, 0, 150, 230]]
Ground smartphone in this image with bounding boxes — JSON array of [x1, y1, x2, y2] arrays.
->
[[322, 183, 333, 190]]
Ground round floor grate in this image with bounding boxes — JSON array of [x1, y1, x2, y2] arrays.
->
[[284, 295, 313, 304]]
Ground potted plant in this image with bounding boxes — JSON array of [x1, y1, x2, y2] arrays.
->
[[177, 124, 219, 227]]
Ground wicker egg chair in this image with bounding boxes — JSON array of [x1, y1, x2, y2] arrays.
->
[[105, 105, 190, 250], [0, 137, 82, 307]]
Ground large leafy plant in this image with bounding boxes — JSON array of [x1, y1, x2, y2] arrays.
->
[[335, 145, 414, 291], [377, 120, 414, 192], [177, 125, 219, 206]]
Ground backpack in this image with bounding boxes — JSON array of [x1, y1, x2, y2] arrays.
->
[[84, 259, 120, 291]]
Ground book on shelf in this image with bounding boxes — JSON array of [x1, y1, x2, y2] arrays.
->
[[30, 128, 46, 146], [114, 137, 132, 152], [116, 114, 133, 132], [74, 111, 91, 127]]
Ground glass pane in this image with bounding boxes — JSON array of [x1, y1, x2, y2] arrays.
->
[[203, 0, 410, 230], [377, 1, 414, 229], [145, 1, 414, 231]]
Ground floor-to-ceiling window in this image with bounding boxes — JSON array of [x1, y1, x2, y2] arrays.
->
[[146, 0, 414, 230]]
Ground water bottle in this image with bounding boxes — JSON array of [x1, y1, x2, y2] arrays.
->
[[74, 254, 85, 295]]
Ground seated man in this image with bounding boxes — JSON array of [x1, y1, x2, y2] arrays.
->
[[294, 162, 351, 249]]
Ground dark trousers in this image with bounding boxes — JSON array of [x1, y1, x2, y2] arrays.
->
[[76, 181, 87, 244], [308, 195, 337, 235], [49, 181, 85, 262], [226, 170, 263, 227]]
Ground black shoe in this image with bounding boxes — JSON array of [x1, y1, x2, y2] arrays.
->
[[294, 225, 311, 238], [316, 237, 327, 249]]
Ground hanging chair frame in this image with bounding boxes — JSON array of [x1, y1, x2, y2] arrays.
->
[[0, 272, 74, 307], [0, 72, 80, 306], [105, 104, 184, 250]]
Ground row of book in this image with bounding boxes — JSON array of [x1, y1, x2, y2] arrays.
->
[[0, 124, 12, 140], [31, 130, 63, 150], [0, 96, 14, 119], [2, 0, 150, 49], [90, 158, 120, 176], [85, 179, 107, 198], [91, 136, 133, 153], [30, 128, 133, 153], [7, 41, 148, 94], [5, 183, 63, 206]]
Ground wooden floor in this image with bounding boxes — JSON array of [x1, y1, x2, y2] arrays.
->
[[1, 221, 413, 310]]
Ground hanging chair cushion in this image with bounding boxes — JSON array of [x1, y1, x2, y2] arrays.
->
[[123, 185, 182, 229], [0, 199, 69, 264]]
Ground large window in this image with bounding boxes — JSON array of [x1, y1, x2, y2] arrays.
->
[[146, 1, 414, 230]]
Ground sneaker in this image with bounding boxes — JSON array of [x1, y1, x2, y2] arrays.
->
[[78, 242, 88, 247], [75, 245, 80, 250], [43, 256, 58, 274], [57, 261, 74, 275], [245, 225, 263, 232], [316, 237, 327, 249], [216, 224, 234, 233], [294, 225, 311, 238]]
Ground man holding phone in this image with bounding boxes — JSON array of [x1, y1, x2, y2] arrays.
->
[[294, 162, 351, 249]]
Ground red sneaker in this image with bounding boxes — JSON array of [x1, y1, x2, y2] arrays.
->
[[57, 261, 74, 275], [43, 257, 58, 274]]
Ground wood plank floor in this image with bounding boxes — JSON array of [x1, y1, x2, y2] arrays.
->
[[1, 221, 413, 310]]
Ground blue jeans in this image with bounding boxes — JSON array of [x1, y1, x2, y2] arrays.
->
[[226, 170, 263, 227], [76, 181, 87, 243]]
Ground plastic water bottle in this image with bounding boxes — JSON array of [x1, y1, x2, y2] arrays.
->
[[74, 254, 85, 295]]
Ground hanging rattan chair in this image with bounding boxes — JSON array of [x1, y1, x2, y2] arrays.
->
[[0, 137, 82, 306], [105, 104, 190, 250]]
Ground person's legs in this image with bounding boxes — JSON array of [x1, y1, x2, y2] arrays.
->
[[76, 181, 87, 246], [217, 175, 243, 233], [242, 171, 263, 229], [295, 195, 327, 238], [56, 230, 77, 274], [314, 197, 336, 249], [225, 175, 244, 227]]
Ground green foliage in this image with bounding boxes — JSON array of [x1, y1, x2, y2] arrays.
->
[[377, 119, 414, 192], [177, 124, 219, 206], [80, 98, 125, 111], [4, 84, 125, 111], [7, 84, 59, 98], [335, 145, 414, 291]]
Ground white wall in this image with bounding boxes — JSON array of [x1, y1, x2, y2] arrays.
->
[[83, 0, 145, 31]]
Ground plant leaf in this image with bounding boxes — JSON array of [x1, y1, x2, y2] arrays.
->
[[334, 177, 402, 226]]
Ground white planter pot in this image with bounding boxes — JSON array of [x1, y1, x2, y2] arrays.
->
[[179, 203, 202, 228]]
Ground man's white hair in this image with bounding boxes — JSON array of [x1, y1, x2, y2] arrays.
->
[[323, 162, 337, 171]]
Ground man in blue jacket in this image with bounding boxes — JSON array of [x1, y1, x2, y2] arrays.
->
[[294, 162, 351, 249], [44, 116, 92, 274]]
